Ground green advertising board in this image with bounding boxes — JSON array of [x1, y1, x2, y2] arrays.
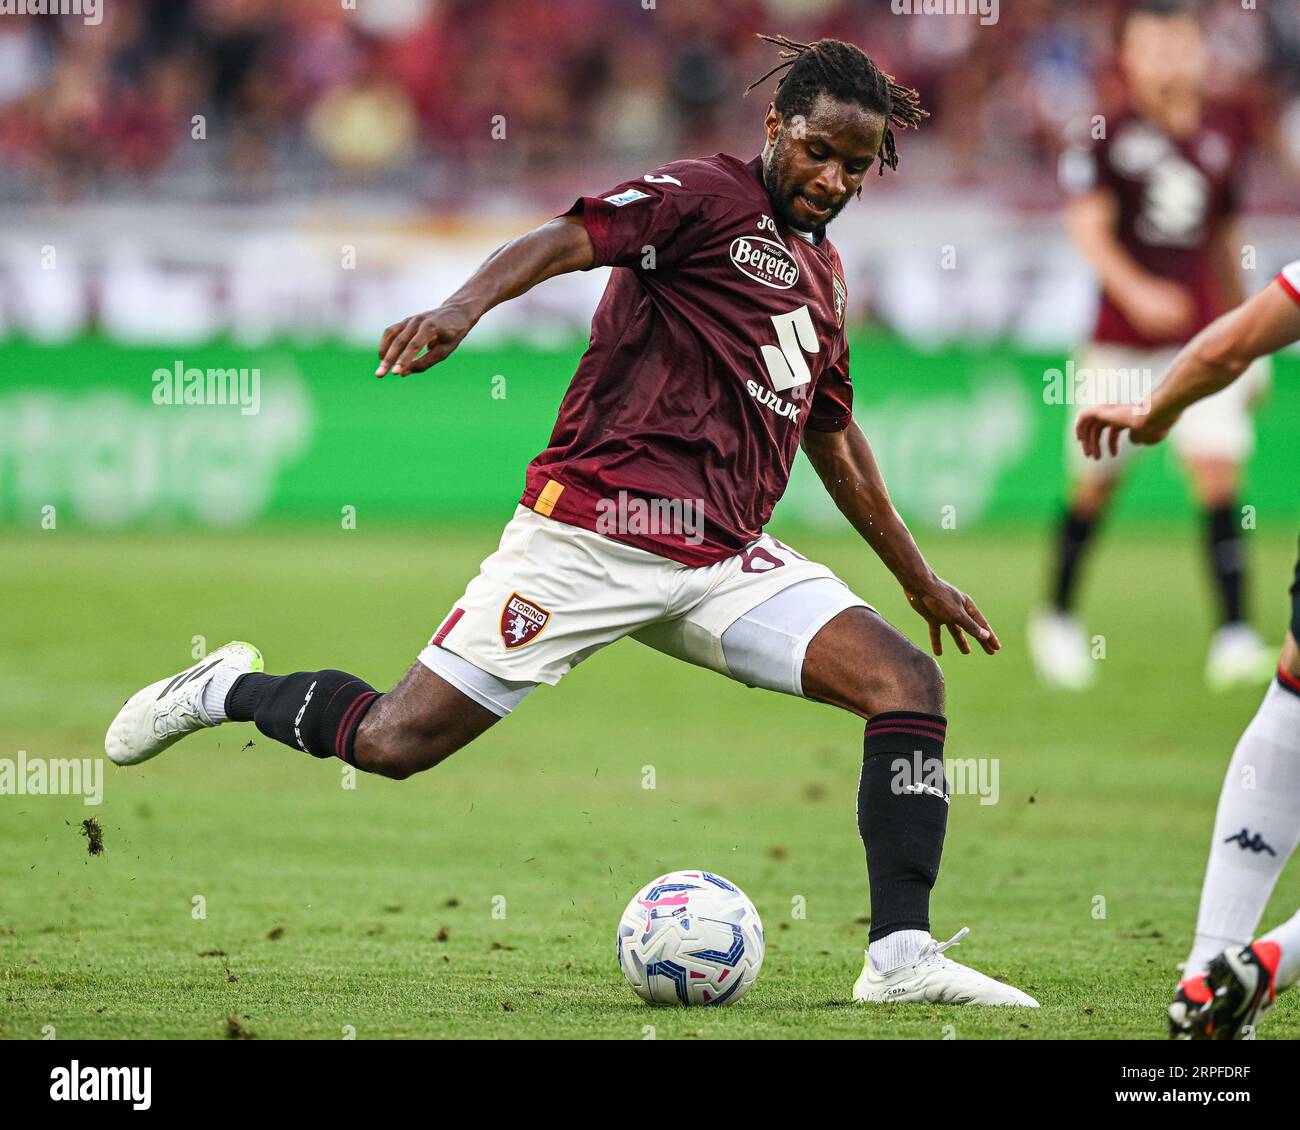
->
[[1, 332, 1295, 532]]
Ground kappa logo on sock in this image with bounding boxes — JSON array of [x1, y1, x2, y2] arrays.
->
[[1224, 827, 1277, 855], [500, 594, 550, 649]]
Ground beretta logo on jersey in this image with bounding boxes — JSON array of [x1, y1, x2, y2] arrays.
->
[[729, 235, 799, 289], [501, 593, 550, 649]]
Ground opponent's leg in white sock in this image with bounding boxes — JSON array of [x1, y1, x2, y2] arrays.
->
[[1184, 680, 1300, 976], [1258, 908, 1300, 994]]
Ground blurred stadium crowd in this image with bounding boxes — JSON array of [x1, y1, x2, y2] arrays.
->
[[1, 0, 1298, 205]]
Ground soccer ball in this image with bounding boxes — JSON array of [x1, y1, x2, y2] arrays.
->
[[617, 870, 764, 1006]]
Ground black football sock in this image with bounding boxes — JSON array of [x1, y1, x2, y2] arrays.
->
[[858, 712, 949, 942], [1205, 502, 1245, 626], [225, 670, 380, 765], [1051, 507, 1099, 613]]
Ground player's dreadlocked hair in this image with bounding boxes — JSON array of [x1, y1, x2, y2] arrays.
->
[[745, 34, 927, 176]]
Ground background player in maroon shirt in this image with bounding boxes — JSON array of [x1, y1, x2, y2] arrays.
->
[[1030, 0, 1273, 693], [105, 36, 1037, 1007]]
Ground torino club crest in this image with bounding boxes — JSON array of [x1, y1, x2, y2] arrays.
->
[[500, 593, 550, 649]]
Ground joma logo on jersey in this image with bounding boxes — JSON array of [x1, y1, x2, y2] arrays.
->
[[501, 594, 550, 649], [729, 236, 799, 289]]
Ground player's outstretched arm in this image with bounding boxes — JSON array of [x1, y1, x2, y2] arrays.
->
[[801, 423, 999, 657], [1076, 277, 1300, 459], [376, 215, 596, 377]]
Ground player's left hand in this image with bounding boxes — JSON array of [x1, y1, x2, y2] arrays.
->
[[904, 578, 1000, 657]]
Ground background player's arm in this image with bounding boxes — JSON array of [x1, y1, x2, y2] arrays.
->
[[376, 216, 595, 377], [1211, 218, 1246, 309], [802, 422, 999, 657], [1066, 188, 1194, 340], [1077, 278, 1300, 458]]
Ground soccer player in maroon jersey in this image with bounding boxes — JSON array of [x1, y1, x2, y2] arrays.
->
[[106, 36, 1037, 1007], [1077, 258, 1300, 1039], [1031, 0, 1272, 692]]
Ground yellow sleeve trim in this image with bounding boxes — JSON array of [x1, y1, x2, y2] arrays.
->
[[533, 479, 565, 518]]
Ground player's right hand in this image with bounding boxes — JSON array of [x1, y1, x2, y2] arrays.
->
[[1119, 277, 1195, 341], [904, 577, 1000, 657], [1075, 402, 1174, 459], [376, 304, 475, 377]]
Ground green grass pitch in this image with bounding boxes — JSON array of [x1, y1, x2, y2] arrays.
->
[[2, 523, 1298, 1040]]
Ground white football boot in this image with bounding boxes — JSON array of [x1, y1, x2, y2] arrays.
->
[[105, 641, 263, 766], [1205, 623, 1273, 691], [853, 928, 1039, 1007], [1027, 609, 1096, 691]]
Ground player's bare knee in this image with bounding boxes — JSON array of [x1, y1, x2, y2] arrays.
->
[[896, 644, 943, 713], [864, 642, 942, 715], [835, 637, 942, 718], [1073, 476, 1116, 518]]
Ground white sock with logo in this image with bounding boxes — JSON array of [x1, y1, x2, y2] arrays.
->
[[869, 929, 930, 973], [201, 666, 244, 725], [1184, 680, 1300, 977], [1259, 908, 1300, 993]]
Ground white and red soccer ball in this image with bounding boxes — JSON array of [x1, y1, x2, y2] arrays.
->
[[617, 870, 765, 1006]]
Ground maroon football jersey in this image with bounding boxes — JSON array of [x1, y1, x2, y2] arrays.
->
[[1061, 107, 1246, 349], [521, 153, 853, 567]]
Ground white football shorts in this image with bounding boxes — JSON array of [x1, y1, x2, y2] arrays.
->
[[1067, 343, 1270, 479], [417, 506, 873, 716]]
